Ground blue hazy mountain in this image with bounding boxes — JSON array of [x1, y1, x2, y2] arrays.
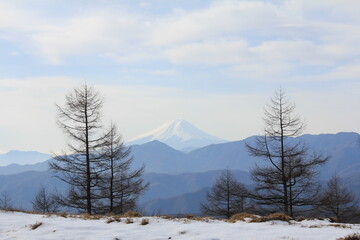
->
[[142, 187, 210, 215], [0, 132, 359, 214], [0, 150, 51, 166], [0, 169, 249, 211], [1, 132, 359, 177], [0, 161, 50, 175]]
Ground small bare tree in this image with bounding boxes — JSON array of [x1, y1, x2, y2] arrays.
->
[[318, 175, 359, 222], [246, 89, 327, 217], [201, 169, 249, 219], [96, 123, 148, 214], [32, 185, 60, 213], [0, 191, 13, 210]]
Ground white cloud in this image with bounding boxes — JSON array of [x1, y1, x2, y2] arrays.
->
[[164, 40, 249, 65], [0, 1, 359, 153], [0, 0, 359, 84], [31, 10, 149, 64], [150, 69, 177, 76]]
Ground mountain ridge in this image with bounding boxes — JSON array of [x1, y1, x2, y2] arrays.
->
[[0, 150, 51, 166]]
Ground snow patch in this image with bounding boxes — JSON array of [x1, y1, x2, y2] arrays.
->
[[1, 211, 359, 240]]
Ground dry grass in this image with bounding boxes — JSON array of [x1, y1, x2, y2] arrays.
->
[[106, 218, 115, 224], [161, 215, 173, 220], [29, 222, 43, 230], [57, 212, 68, 218], [140, 218, 149, 225], [229, 213, 260, 222], [229, 213, 290, 223], [125, 218, 134, 224], [303, 223, 352, 229], [296, 216, 330, 222], [79, 213, 104, 220], [261, 213, 291, 222], [121, 211, 142, 218], [329, 224, 352, 229], [296, 216, 306, 222], [106, 215, 122, 223], [192, 216, 216, 222], [337, 233, 360, 240], [306, 225, 322, 228]]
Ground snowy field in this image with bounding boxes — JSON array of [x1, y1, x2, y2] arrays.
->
[[1, 211, 359, 240]]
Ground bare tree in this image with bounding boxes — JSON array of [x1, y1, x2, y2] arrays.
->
[[96, 123, 148, 214], [201, 169, 249, 219], [32, 185, 60, 213], [318, 175, 359, 222], [0, 191, 13, 210], [50, 84, 107, 214], [246, 89, 327, 217]]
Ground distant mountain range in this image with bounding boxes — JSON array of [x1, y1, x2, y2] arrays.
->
[[0, 150, 51, 166], [0, 169, 250, 213], [0, 161, 49, 175], [1, 132, 359, 177], [0, 131, 359, 214], [128, 119, 227, 151]]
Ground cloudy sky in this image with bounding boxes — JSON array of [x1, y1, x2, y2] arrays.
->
[[0, 0, 359, 153]]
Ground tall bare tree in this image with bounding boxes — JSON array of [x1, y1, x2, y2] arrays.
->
[[318, 175, 359, 222], [96, 123, 148, 214], [246, 89, 327, 217], [201, 169, 249, 219], [32, 185, 60, 213], [50, 84, 107, 214]]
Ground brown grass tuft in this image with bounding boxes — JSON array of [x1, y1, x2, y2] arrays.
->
[[262, 213, 291, 222], [106, 218, 115, 224], [106, 215, 122, 223], [229, 213, 291, 223], [125, 218, 134, 224], [80, 213, 103, 220], [307, 225, 322, 228], [328, 224, 352, 229], [192, 216, 216, 222], [296, 216, 327, 222], [296, 216, 306, 221], [230, 213, 259, 222], [140, 218, 149, 225], [337, 233, 360, 240], [29, 222, 43, 230], [121, 211, 142, 218], [58, 212, 68, 218]]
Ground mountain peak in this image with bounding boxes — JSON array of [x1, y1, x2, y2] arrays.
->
[[128, 120, 227, 150]]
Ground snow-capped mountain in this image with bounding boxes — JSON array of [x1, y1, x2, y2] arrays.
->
[[128, 119, 227, 151]]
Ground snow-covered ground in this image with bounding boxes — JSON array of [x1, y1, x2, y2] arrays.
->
[[0, 211, 359, 240]]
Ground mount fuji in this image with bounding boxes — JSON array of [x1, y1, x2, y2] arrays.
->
[[127, 119, 227, 151]]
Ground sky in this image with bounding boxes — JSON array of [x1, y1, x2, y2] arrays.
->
[[0, 0, 359, 153]]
